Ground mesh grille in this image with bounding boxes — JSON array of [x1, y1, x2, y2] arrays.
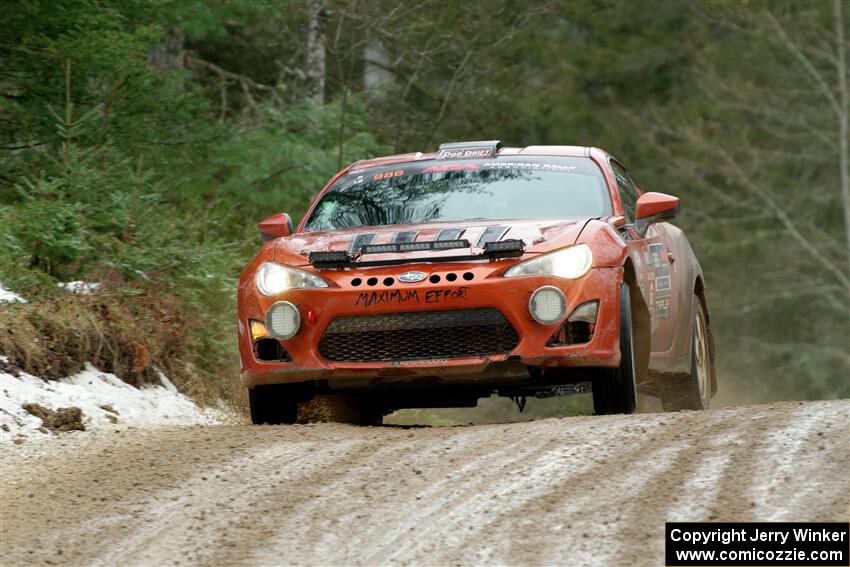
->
[[319, 308, 518, 363]]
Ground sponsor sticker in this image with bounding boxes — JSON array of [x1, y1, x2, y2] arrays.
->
[[422, 164, 481, 173], [436, 147, 496, 160], [391, 358, 449, 366], [649, 243, 672, 320], [372, 169, 404, 181], [482, 162, 577, 172]]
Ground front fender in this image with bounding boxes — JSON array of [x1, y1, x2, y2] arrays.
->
[[575, 220, 629, 268]]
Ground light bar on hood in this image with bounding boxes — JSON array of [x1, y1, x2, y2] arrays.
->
[[361, 239, 470, 255], [483, 239, 525, 258], [308, 250, 351, 269], [306, 237, 524, 269]]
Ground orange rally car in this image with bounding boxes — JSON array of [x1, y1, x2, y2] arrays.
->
[[238, 141, 716, 424]]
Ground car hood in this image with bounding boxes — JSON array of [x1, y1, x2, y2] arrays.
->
[[274, 219, 590, 267]]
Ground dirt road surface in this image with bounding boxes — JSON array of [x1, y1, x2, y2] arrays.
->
[[1, 400, 848, 566]]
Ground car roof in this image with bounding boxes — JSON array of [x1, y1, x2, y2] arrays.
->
[[349, 145, 615, 172]]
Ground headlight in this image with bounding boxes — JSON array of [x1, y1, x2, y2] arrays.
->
[[502, 244, 593, 280], [256, 262, 329, 296]]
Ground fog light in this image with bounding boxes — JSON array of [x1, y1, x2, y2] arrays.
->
[[568, 301, 599, 324], [250, 319, 270, 341], [529, 286, 567, 324], [266, 301, 300, 339]]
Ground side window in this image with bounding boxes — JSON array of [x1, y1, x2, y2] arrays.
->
[[610, 161, 639, 222]]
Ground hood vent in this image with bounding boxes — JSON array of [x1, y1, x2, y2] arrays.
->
[[345, 225, 513, 254], [476, 225, 509, 247], [393, 231, 418, 244], [436, 228, 464, 241], [349, 233, 376, 253]]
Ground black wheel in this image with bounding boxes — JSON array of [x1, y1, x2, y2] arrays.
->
[[661, 297, 713, 411], [297, 394, 383, 425], [593, 282, 638, 415], [249, 385, 298, 425]]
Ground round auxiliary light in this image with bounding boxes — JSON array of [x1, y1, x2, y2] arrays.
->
[[266, 301, 301, 339], [529, 286, 567, 325]]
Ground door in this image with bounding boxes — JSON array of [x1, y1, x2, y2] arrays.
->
[[610, 160, 676, 352]]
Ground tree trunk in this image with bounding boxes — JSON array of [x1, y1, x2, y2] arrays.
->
[[305, 0, 326, 104], [149, 26, 185, 72], [363, 41, 393, 95]]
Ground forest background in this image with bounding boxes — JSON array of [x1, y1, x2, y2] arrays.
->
[[2, 0, 848, 414]]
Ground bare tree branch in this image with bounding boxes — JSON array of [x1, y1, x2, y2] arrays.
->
[[707, 137, 850, 290], [833, 0, 850, 275], [424, 50, 472, 146], [186, 55, 284, 108], [764, 9, 843, 120]]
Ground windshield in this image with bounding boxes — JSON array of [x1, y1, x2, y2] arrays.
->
[[304, 157, 611, 231]]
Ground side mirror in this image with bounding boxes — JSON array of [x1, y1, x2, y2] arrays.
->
[[634, 192, 679, 236], [258, 213, 294, 241]]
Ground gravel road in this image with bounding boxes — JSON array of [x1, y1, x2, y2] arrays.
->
[[1, 400, 848, 567]]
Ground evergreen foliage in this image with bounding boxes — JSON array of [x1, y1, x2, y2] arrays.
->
[[1, 0, 847, 404]]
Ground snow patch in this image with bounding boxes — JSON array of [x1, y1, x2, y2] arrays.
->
[[156, 367, 179, 394], [0, 283, 27, 303], [58, 281, 101, 295], [0, 363, 227, 444]]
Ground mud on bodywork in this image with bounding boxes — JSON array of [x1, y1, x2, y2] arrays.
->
[[238, 144, 713, 410]]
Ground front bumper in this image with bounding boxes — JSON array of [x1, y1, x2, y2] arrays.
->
[[238, 263, 623, 388]]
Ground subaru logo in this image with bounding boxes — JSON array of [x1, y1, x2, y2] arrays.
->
[[399, 271, 427, 283]]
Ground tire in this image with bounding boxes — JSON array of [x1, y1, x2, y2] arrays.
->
[[593, 283, 638, 415], [297, 394, 383, 426], [249, 384, 298, 425], [661, 297, 713, 411]]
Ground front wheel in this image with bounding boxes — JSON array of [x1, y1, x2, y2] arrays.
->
[[250, 387, 383, 425], [593, 283, 638, 415], [249, 384, 298, 424], [298, 394, 383, 425]]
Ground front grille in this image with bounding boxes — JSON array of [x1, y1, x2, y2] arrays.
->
[[319, 308, 519, 363]]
